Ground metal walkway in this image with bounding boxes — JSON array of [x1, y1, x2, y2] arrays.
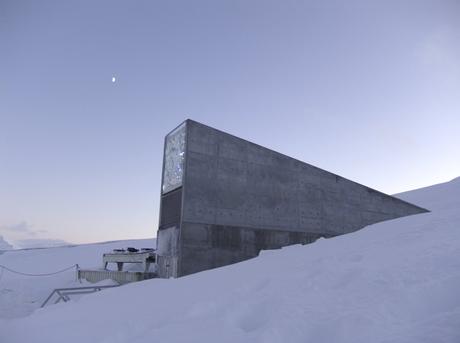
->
[[41, 285, 120, 308]]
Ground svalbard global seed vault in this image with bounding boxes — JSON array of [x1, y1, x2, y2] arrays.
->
[[156, 120, 428, 278]]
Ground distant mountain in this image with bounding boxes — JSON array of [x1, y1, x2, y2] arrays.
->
[[0, 235, 14, 251], [12, 239, 72, 250]]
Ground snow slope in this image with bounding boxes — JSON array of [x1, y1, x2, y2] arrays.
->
[[1, 178, 460, 343], [395, 176, 460, 212]]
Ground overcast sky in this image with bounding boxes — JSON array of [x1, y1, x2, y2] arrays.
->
[[1, 0, 459, 245]]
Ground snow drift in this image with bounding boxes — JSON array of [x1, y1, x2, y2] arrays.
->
[[1, 178, 459, 343]]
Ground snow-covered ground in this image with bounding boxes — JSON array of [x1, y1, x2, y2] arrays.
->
[[1, 178, 459, 343], [0, 239, 155, 318]]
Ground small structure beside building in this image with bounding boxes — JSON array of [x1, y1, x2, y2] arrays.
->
[[77, 247, 156, 284], [102, 248, 155, 272]]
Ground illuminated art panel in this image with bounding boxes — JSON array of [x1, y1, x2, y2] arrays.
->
[[162, 123, 186, 194]]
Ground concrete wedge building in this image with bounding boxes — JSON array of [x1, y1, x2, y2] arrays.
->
[[156, 120, 428, 278]]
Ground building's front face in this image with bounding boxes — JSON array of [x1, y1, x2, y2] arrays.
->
[[156, 122, 186, 278], [156, 120, 428, 278]]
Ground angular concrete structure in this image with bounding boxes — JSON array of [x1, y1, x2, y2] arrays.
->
[[156, 120, 428, 278]]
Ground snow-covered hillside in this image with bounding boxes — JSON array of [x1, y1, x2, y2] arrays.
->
[[395, 176, 460, 212], [1, 178, 459, 343]]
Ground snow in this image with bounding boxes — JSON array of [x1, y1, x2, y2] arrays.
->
[[1, 178, 460, 343], [0, 239, 155, 318], [395, 176, 460, 212]]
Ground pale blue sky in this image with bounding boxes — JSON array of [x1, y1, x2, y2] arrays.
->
[[1, 0, 459, 245]]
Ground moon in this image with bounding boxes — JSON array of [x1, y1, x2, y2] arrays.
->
[[112, 76, 116, 83]]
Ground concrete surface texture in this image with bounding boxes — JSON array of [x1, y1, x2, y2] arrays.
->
[[156, 120, 428, 278]]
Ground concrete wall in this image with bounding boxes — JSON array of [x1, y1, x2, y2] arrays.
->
[[157, 120, 428, 278], [156, 225, 180, 278], [179, 223, 324, 276]]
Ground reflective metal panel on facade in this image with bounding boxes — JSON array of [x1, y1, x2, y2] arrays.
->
[[162, 123, 186, 194]]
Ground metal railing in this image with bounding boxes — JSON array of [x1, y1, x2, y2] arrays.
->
[[41, 285, 120, 308]]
